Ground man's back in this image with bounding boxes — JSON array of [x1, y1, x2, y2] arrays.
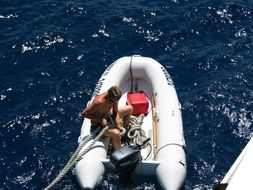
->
[[83, 92, 114, 125]]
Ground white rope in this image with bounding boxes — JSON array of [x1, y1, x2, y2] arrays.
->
[[127, 114, 148, 147], [44, 115, 146, 189], [43, 126, 109, 190], [107, 115, 126, 136]]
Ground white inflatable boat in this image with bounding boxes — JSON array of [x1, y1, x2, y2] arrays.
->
[[214, 137, 253, 190], [75, 55, 186, 189]]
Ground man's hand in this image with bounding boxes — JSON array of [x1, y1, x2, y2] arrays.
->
[[101, 118, 108, 127], [115, 122, 121, 129]]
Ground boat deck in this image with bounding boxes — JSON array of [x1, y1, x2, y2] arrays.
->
[[118, 92, 154, 161]]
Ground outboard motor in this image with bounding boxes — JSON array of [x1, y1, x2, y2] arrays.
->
[[110, 138, 150, 177], [110, 145, 140, 176]]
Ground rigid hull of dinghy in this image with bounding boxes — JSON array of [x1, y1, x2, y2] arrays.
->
[[217, 137, 253, 190]]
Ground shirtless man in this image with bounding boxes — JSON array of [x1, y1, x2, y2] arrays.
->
[[82, 86, 133, 150]]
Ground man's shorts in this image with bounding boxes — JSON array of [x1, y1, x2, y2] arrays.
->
[[90, 124, 103, 135]]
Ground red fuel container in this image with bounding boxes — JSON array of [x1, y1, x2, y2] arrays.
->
[[127, 92, 149, 115]]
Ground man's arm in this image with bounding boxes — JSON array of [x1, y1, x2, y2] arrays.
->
[[112, 102, 121, 128]]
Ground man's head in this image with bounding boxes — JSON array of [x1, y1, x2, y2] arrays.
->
[[107, 86, 122, 103]]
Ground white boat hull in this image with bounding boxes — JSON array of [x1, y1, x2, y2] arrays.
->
[[217, 137, 253, 190], [75, 55, 186, 189]]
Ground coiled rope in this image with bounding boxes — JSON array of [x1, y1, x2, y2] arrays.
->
[[43, 126, 109, 190], [127, 114, 148, 147]]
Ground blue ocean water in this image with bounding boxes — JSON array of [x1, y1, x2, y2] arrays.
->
[[1, 0, 252, 189]]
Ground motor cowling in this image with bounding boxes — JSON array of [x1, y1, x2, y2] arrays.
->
[[110, 145, 141, 176]]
